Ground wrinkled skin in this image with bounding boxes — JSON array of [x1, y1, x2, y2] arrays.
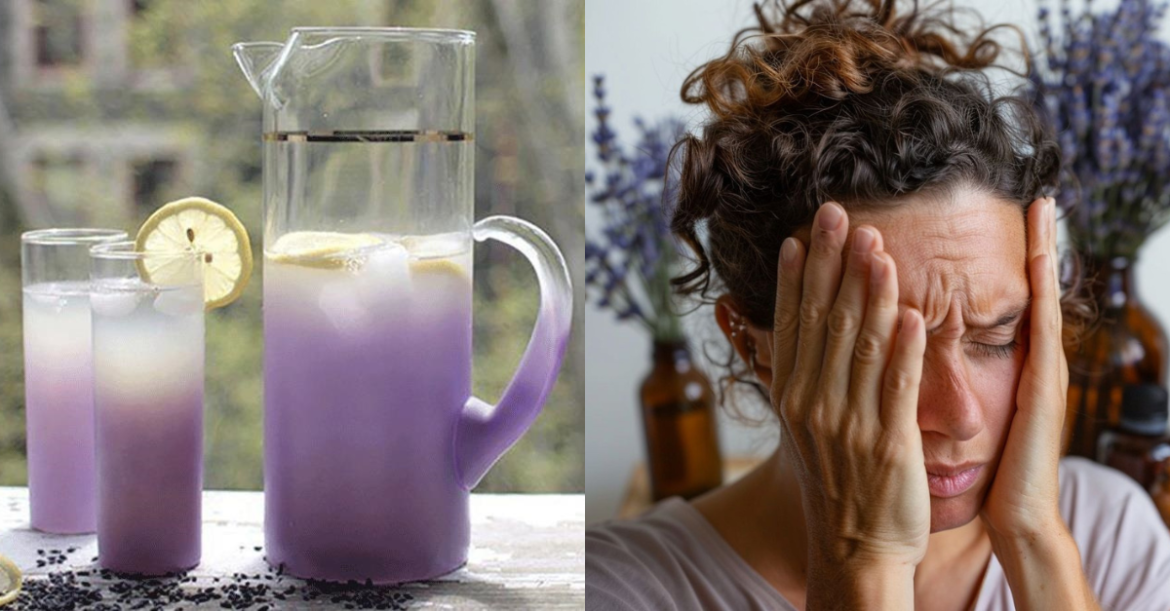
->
[[705, 184, 1078, 608]]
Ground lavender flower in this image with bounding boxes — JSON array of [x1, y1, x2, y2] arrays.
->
[[1030, 0, 1170, 260], [586, 75, 688, 340]]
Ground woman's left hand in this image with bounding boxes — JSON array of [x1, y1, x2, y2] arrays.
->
[[980, 196, 1069, 539]]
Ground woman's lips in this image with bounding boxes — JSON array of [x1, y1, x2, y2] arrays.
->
[[926, 465, 983, 498]]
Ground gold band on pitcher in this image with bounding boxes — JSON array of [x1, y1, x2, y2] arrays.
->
[[262, 130, 473, 143]]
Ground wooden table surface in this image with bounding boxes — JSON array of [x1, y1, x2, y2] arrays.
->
[[0, 487, 584, 609]]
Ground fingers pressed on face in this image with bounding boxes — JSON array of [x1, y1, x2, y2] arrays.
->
[[1026, 198, 1062, 382], [771, 236, 806, 405], [1048, 198, 1064, 334], [792, 202, 848, 390], [847, 250, 901, 423], [820, 225, 883, 405], [881, 307, 927, 435]]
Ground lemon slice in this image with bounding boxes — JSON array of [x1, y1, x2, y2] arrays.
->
[[404, 233, 469, 280], [409, 258, 468, 280], [136, 196, 253, 310], [267, 231, 384, 269], [0, 554, 20, 606]]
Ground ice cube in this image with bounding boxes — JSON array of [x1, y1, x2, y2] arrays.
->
[[356, 241, 412, 306], [24, 289, 66, 313], [90, 290, 143, 319], [318, 280, 370, 337], [154, 288, 203, 317]]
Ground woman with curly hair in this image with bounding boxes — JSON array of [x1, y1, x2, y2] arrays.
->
[[586, 0, 1170, 609]]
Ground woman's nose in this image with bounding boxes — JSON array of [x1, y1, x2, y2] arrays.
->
[[916, 347, 984, 441]]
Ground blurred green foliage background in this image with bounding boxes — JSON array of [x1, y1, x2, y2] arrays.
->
[[0, 0, 583, 492]]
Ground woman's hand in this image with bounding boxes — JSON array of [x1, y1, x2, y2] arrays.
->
[[770, 202, 929, 606], [977, 200, 1099, 610], [979, 197, 1069, 540]]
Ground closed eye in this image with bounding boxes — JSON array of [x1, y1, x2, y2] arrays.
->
[[970, 339, 1019, 359]]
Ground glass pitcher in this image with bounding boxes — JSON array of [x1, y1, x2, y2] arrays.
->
[[233, 27, 572, 584]]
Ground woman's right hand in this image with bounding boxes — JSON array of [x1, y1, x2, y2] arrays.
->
[[770, 202, 930, 604]]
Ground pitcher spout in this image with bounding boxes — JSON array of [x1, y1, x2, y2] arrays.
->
[[232, 41, 284, 97]]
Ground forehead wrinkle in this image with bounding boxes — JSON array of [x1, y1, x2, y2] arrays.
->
[[929, 292, 968, 339], [957, 264, 1025, 326], [918, 267, 1026, 334], [902, 234, 1022, 333], [865, 187, 1029, 336], [912, 260, 964, 333], [907, 196, 994, 241], [911, 257, 1018, 338]]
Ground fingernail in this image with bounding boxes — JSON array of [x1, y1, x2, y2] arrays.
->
[[870, 252, 886, 283], [818, 203, 844, 231], [902, 309, 919, 334], [781, 237, 797, 264], [852, 227, 875, 254]]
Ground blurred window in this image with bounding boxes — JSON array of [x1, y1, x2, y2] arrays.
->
[[132, 158, 177, 213], [33, 0, 84, 68], [128, 0, 182, 73], [31, 153, 87, 220]]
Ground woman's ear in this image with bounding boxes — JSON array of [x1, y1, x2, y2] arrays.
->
[[714, 295, 774, 389]]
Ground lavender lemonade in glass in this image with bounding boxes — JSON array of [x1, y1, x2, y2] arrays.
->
[[236, 27, 573, 583], [21, 228, 127, 534], [264, 232, 475, 579], [90, 243, 204, 575]]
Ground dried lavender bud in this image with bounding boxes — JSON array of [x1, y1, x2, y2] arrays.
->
[[1030, 0, 1170, 260], [586, 75, 690, 340], [11, 564, 415, 611]]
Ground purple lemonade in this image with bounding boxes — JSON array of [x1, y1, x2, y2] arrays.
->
[[263, 233, 478, 583], [21, 282, 98, 534], [242, 27, 574, 587], [91, 280, 205, 575]]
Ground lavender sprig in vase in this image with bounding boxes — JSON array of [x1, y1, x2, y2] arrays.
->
[[586, 76, 723, 502], [1029, 0, 1170, 461]]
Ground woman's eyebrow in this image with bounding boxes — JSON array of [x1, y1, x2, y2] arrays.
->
[[968, 298, 1031, 329]]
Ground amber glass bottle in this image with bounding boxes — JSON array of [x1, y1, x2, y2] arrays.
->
[[1097, 384, 1170, 487], [1065, 257, 1168, 459], [1097, 383, 1170, 528], [640, 340, 723, 501]]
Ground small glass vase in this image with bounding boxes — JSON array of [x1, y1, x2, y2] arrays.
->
[[1064, 256, 1169, 459], [639, 338, 724, 501]]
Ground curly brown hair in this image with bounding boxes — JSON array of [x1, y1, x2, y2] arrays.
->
[[669, 0, 1094, 413]]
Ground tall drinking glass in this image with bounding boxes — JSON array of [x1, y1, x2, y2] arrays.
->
[[90, 242, 204, 575], [21, 228, 127, 534], [235, 28, 573, 583]]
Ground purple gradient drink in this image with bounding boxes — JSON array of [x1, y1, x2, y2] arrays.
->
[[91, 265, 204, 575], [21, 283, 98, 533], [264, 234, 474, 582], [21, 228, 126, 534], [242, 27, 573, 585]]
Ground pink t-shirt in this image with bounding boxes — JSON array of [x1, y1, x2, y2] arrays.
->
[[587, 457, 1170, 610]]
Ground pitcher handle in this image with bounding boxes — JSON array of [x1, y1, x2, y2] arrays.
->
[[454, 215, 574, 490]]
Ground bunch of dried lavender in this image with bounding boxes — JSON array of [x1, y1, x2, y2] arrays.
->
[[585, 75, 688, 341], [1030, 0, 1170, 260]]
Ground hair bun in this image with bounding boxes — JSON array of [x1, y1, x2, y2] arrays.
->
[[684, 0, 1021, 118]]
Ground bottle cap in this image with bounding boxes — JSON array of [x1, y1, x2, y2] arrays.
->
[[1118, 383, 1170, 436]]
